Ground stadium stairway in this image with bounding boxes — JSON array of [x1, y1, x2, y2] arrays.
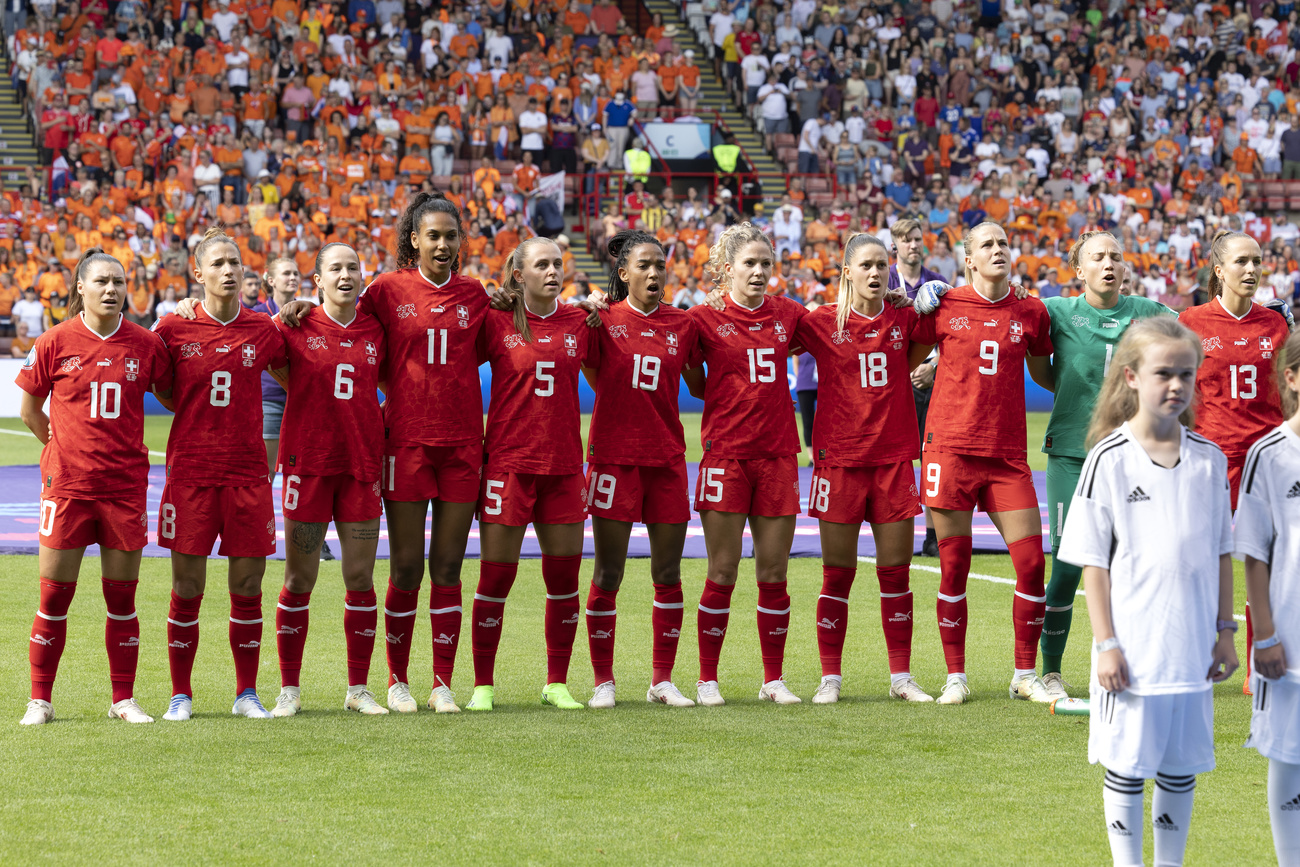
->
[[567, 216, 606, 280], [0, 45, 38, 188]]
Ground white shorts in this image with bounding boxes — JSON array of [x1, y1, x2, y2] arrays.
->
[[1088, 687, 1215, 779], [1248, 674, 1300, 764]]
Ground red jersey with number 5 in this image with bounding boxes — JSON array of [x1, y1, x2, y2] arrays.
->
[[357, 269, 488, 447], [586, 301, 703, 467], [480, 304, 593, 475], [275, 306, 386, 482], [794, 303, 920, 466], [911, 285, 1053, 458], [689, 294, 807, 460], [1179, 298, 1286, 460], [15, 314, 173, 498], [152, 304, 288, 486]]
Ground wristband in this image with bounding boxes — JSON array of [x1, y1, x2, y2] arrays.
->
[[1216, 619, 1239, 633], [1255, 634, 1282, 650], [1095, 637, 1121, 654]]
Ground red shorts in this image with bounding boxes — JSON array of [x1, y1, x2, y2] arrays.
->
[[479, 470, 588, 526], [693, 454, 801, 517], [920, 449, 1038, 513], [38, 492, 148, 551], [282, 473, 382, 524], [586, 460, 691, 524], [808, 462, 921, 525], [381, 441, 482, 504], [159, 483, 277, 558]]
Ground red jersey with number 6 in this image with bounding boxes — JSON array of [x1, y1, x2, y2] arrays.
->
[[480, 304, 593, 475], [15, 314, 173, 498], [275, 306, 386, 482], [794, 303, 920, 466], [910, 285, 1053, 458], [586, 301, 703, 467], [153, 303, 288, 486], [1179, 298, 1286, 460], [357, 268, 488, 447], [689, 294, 807, 460]]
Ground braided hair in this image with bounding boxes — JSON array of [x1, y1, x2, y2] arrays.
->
[[396, 192, 463, 271], [605, 230, 664, 302]]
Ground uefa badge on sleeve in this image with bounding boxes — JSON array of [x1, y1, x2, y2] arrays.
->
[[564, 333, 577, 356], [1010, 320, 1023, 344], [125, 357, 140, 381], [242, 344, 257, 367]]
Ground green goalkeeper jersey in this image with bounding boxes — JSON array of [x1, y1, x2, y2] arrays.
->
[[1041, 294, 1173, 459]]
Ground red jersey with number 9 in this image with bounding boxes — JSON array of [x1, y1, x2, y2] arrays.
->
[[480, 304, 593, 475], [275, 306, 386, 482], [910, 285, 1053, 458], [152, 303, 288, 486], [15, 314, 173, 498], [689, 294, 807, 460], [357, 268, 488, 447]]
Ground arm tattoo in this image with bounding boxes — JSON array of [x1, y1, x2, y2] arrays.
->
[[291, 522, 327, 555]]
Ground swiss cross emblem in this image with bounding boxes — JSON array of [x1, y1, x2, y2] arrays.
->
[[242, 344, 256, 367], [1010, 321, 1023, 336], [774, 321, 786, 334], [666, 331, 678, 347], [1261, 337, 1274, 352], [564, 333, 577, 349], [457, 305, 469, 320], [365, 340, 377, 355], [125, 357, 140, 381], [889, 325, 902, 341]]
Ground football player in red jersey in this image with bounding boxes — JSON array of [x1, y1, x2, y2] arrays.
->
[[795, 233, 937, 705], [265, 243, 390, 717], [15, 250, 173, 726], [682, 223, 808, 707], [466, 237, 594, 712], [581, 231, 703, 709], [152, 228, 289, 721], [910, 222, 1055, 706], [1179, 229, 1290, 692]]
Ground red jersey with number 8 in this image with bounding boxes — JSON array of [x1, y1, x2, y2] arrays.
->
[[689, 294, 807, 460], [586, 301, 703, 467], [910, 286, 1053, 458], [275, 306, 386, 482], [15, 314, 173, 498], [153, 304, 288, 486], [480, 304, 593, 474], [357, 269, 488, 447]]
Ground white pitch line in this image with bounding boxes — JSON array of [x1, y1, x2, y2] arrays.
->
[[0, 425, 167, 457]]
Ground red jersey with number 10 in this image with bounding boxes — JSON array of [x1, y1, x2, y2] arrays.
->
[[357, 268, 489, 447], [586, 300, 703, 467], [910, 285, 1053, 458], [153, 304, 288, 486], [480, 304, 594, 474], [689, 294, 807, 460], [275, 306, 387, 482], [15, 314, 173, 498]]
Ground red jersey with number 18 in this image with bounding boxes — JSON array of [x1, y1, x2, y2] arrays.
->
[[689, 294, 807, 460], [586, 300, 703, 467], [275, 306, 387, 482], [480, 304, 594, 475], [153, 303, 288, 486], [15, 314, 173, 498], [357, 269, 489, 447], [910, 285, 1053, 458]]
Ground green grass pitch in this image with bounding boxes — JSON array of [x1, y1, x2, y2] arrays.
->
[[0, 415, 1274, 864]]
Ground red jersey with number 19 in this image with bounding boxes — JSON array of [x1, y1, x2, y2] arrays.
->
[[15, 314, 173, 498], [152, 304, 288, 486], [275, 306, 386, 482], [586, 300, 703, 467], [357, 269, 488, 447], [910, 286, 1053, 458], [480, 304, 594, 474], [794, 303, 920, 466]]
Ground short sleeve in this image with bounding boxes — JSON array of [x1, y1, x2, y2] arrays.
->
[[792, 311, 820, 355], [357, 283, 377, 318], [1028, 301, 1054, 356], [1057, 449, 1116, 569], [683, 319, 704, 368], [911, 309, 939, 344], [14, 335, 51, 398], [1217, 470, 1234, 557], [1234, 487, 1274, 563], [150, 333, 175, 393], [267, 321, 289, 369]]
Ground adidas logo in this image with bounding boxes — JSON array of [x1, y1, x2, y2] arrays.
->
[[1153, 813, 1179, 831], [1109, 820, 1132, 837], [1127, 486, 1150, 503], [1283, 795, 1300, 812], [1288, 482, 1300, 499]]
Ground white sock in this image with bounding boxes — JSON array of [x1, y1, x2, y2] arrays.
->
[[1269, 759, 1300, 866], [1103, 769, 1146, 866], [1014, 668, 1036, 680], [1152, 773, 1195, 866], [946, 672, 967, 684], [890, 671, 910, 685]]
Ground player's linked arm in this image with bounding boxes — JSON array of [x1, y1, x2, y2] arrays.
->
[[19, 391, 50, 445], [682, 366, 706, 399], [1026, 355, 1054, 393], [153, 387, 176, 413], [906, 342, 935, 372], [268, 365, 290, 390]]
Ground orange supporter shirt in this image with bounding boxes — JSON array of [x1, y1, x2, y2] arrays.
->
[[399, 154, 430, 184]]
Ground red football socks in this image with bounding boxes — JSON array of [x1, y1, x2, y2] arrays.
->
[[471, 560, 517, 687], [102, 579, 139, 704], [877, 565, 913, 675], [275, 589, 311, 689], [229, 593, 263, 695], [343, 588, 378, 687], [383, 581, 419, 687], [429, 582, 463, 688], [816, 566, 855, 677], [166, 591, 203, 698], [585, 582, 618, 686], [651, 582, 684, 685], [757, 581, 791, 683], [29, 579, 76, 703], [542, 555, 582, 684], [937, 535, 972, 675], [1008, 536, 1047, 671], [697, 579, 735, 683]]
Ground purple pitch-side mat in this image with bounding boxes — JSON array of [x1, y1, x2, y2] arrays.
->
[[0, 465, 1050, 558]]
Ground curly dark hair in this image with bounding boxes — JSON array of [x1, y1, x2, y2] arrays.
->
[[395, 192, 462, 271], [605, 231, 664, 302]]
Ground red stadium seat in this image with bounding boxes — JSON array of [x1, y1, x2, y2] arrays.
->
[[1263, 181, 1286, 198], [773, 133, 797, 150], [777, 147, 797, 164], [805, 177, 831, 193], [452, 159, 471, 176], [808, 191, 835, 208], [1266, 197, 1286, 212]]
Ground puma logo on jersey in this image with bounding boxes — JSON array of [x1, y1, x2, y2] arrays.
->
[[307, 336, 328, 350], [1286, 482, 1300, 499], [432, 306, 445, 313], [608, 324, 628, 338], [716, 323, 738, 338], [504, 333, 527, 349], [949, 316, 970, 331], [1201, 336, 1222, 352], [1235, 338, 1249, 346], [96, 357, 112, 366], [433, 632, 457, 645], [832, 330, 853, 345], [817, 617, 840, 630], [59, 356, 82, 372], [983, 320, 999, 327], [1101, 320, 1118, 328], [181, 343, 203, 358], [396, 303, 417, 319], [1127, 486, 1150, 503], [748, 324, 762, 331], [1071, 315, 1089, 328], [216, 343, 232, 353]]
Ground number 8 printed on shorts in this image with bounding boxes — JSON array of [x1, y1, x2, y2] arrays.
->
[[812, 475, 831, 512], [925, 463, 940, 498]]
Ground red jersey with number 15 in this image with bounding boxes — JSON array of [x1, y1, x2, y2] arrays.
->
[[480, 304, 593, 475], [357, 268, 489, 447], [275, 306, 387, 482], [15, 314, 173, 498], [911, 285, 1053, 458], [153, 304, 288, 486], [689, 294, 807, 460], [586, 301, 703, 467]]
